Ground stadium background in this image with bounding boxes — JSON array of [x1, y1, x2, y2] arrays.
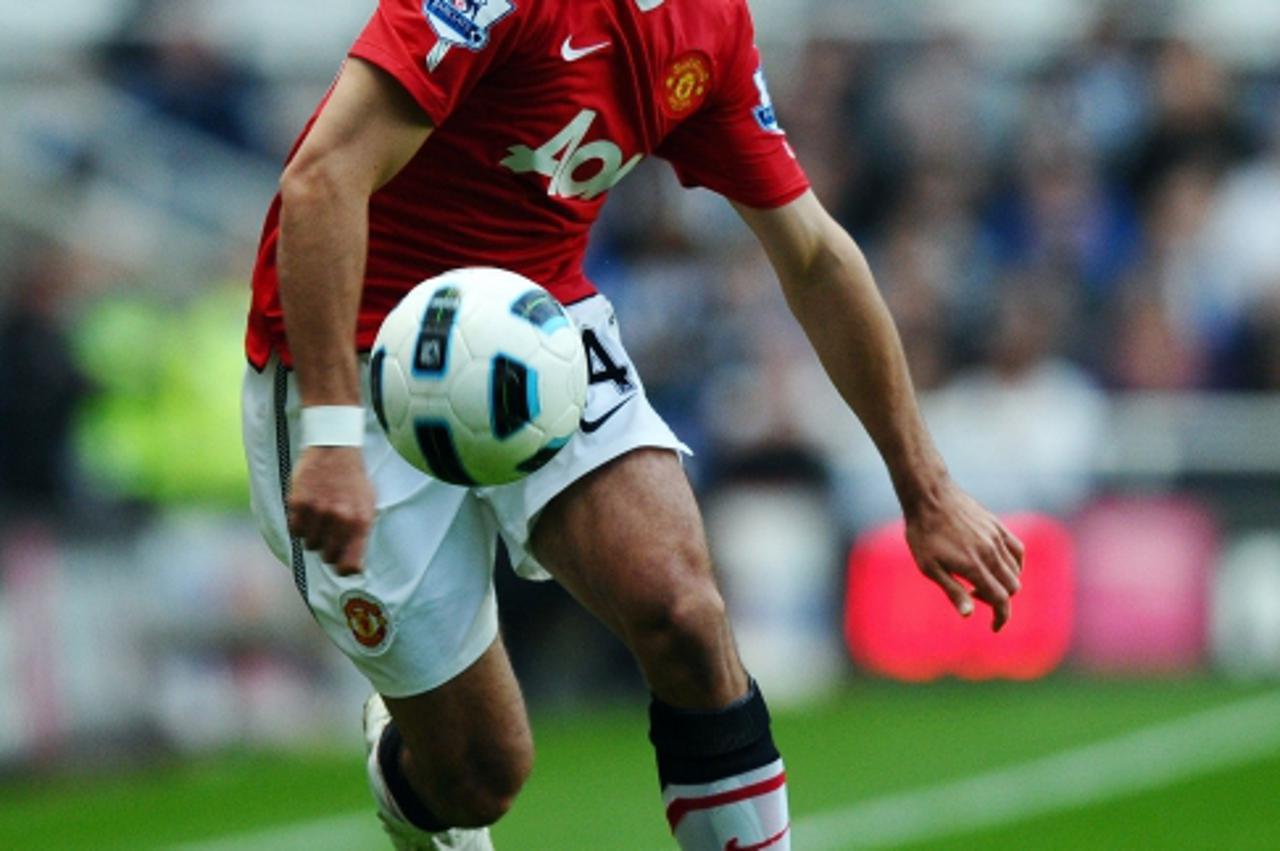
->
[[2, 0, 1280, 847]]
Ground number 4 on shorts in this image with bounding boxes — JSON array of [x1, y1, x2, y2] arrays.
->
[[582, 328, 633, 391]]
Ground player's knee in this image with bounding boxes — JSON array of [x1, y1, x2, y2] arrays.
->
[[440, 775, 523, 827], [664, 581, 729, 646], [403, 723, 532, 828], [427, 744, 532, 827], [626, 566, 728, 663]]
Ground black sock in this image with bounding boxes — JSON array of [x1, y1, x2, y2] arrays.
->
[[377, 720, 450, 832], [648, 680, 780, 786]]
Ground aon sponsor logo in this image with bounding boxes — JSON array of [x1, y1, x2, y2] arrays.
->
[[501, 109, 642, 201]]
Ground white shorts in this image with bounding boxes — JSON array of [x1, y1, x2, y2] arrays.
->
[[242, 295, 689, 697]]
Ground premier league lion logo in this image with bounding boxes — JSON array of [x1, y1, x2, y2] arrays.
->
[[424, 0, 515, 51]]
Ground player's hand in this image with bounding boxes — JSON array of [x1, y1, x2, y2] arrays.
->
[[903, 481, 1025, 632], [287, 446, 375, 576]]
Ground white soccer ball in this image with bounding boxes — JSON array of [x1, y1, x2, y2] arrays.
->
[[370, 268, 587, 486]]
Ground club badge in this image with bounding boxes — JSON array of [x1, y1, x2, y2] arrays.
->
[[341, 590, 394, 653], [662, 51, 712, 116]]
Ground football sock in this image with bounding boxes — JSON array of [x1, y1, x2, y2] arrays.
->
[[649, 680, 791, 851], [377, 720, 451, 833]]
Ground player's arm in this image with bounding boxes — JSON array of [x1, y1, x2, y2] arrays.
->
[[277, 57, 434, 575], [734, 191, 1025, 630]]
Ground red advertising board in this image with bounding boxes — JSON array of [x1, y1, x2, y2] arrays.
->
[[844, 514, 1075, 681]]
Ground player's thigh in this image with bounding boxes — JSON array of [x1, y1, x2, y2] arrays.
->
[[530, 449, 747, 707], [529, 447, 718, 641]]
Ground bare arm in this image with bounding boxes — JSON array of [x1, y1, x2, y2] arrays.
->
[[736, 191, 1024, 630], [735, 191, 945, 510], [279, 58, 434, 406], [278, 58, 434, 574]]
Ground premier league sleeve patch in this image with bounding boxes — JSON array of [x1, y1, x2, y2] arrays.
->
[[752, 65, 782, 134], [422, 0, 516, 69]]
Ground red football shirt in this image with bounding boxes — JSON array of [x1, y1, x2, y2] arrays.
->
[[246, 0, 810, 368]]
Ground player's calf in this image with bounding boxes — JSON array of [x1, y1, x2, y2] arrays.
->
[[529, 449, 791, 848], [394, 728, 528, 828], [604, 553, 790, 849], [364, 695, 500, 850], [362, 641, 533, 847], [625, 571, 789, 848], [651, 680, 791, 851]]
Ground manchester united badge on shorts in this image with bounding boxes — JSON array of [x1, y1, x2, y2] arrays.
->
[[662, 51, 712, 116], [340, 590, 394, 654]]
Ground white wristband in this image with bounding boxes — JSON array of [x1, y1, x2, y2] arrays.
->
[[300, 406, 365, 448]]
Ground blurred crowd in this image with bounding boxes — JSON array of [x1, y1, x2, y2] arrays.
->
[[3, 7, 1280, 521], [590, 18, 1280, 520]]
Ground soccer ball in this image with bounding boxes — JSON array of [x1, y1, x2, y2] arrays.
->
[[370, 268, 587, 486]]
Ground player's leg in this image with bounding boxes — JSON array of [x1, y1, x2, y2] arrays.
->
[[531, 448, 745, 704], [365, 638, 533, 844], [243, 357, 532, 849], [529, 448, 791, 851], [349, 495, 533, 840], [477, 294, 789, 849], [325, 488, 535, 846]]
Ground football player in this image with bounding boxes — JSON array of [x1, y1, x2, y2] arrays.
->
[[241, 0, 1025, 847]]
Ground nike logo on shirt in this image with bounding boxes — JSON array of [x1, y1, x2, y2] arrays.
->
[[561, 36, 611, 62]]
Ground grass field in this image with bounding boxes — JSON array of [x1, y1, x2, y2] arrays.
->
[[2, 678, 1278, 849]]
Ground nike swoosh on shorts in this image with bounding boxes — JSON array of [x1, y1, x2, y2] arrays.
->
[[580, 396, 633, 433], [561, 36, 611, 62]]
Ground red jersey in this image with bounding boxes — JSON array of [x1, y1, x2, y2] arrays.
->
[[246, 0, 810, 368]]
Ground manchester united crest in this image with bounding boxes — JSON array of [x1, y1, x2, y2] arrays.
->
[[662, 52, 712, 116], [341, 591, 394, 653]]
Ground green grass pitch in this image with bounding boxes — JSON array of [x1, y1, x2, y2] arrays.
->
[[1, 679, 1277, 849]]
